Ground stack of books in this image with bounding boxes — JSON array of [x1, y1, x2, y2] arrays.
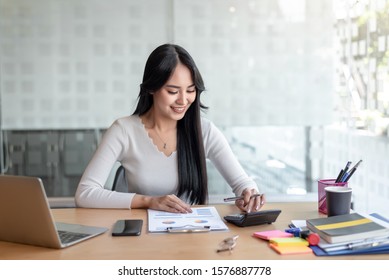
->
[[306, 213, 389, 256]]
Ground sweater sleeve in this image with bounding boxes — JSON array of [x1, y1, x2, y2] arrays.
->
[[75, 120, 135, 209], [202, 119, 259, 196]]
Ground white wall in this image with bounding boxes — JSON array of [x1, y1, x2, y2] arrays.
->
[[0, 0, 334, 129], [0, 0, 170, 129]]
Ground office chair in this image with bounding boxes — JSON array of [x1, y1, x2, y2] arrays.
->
[[112, 165, 128, 193]]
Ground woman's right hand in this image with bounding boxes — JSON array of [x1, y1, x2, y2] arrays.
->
[[132, 194, 192, 213]]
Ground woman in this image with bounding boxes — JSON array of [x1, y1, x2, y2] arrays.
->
[[75, 43, 265, 213]]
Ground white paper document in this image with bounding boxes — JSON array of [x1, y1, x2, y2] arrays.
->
[[147, 206, 229, 233]]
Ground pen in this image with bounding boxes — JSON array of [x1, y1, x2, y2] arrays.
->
[[285, 227, 303, 237], [288, 223, 297, 229], [334, 168, 344, 183], [335, 161, 352, 183], [167, 226, 211, 233], [349, 239, 389, 250], [285, 228, 320, 245], [223, 193, 262, 202], [325, 236, 389, 252], [299, 230, 320, 246], [339, 161, 352, 182], [343, 159, 363, 182]]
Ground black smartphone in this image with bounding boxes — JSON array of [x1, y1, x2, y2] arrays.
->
[[112, 219, 143, 236]]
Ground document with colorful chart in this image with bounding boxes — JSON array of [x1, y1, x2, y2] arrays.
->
[[147, 206, 229, 233]]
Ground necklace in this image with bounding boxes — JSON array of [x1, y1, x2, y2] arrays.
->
[[154, 129, 168, 149]]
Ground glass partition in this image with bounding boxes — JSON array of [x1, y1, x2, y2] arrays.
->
[[1, 1, 388, 216]]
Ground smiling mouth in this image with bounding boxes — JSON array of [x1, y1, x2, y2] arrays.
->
[[171, 106, 186, 113]]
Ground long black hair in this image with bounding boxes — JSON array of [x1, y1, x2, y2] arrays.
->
[[133, 44, 208, 204]]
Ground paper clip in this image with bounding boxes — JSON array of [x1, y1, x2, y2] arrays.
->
[[166, 225, 211, 233]]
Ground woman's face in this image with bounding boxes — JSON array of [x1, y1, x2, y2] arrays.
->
[[153, 62, 196, 121]]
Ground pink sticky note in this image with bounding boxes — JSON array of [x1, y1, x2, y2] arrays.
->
[[253, 230, 293, 240]]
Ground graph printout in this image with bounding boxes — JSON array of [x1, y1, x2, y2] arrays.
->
[[147, 207, 229, 233]]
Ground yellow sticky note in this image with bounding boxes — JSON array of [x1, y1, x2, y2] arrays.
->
[[269, 237, 309, 246]]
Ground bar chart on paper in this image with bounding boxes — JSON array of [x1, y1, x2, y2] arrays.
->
[[147, 207, 229, 233]]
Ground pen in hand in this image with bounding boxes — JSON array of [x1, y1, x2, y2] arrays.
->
[[223, 193, 263, 202]]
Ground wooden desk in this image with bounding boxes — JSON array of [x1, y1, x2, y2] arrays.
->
[[1, 202, 388, 260]]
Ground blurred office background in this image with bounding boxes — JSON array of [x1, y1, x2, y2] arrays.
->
[[0, 0, 388, 215]]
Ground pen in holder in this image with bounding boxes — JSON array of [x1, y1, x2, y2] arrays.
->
[[318, 179, 348, 214]]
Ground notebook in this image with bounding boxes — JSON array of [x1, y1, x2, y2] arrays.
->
[[306, 212, 389, 244], [0, 175, 108, 249]]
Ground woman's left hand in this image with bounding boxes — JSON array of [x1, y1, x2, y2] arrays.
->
[[235, 188, 265, 213]]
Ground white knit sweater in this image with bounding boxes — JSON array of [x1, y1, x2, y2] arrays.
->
[[75, 114, 258, 208]]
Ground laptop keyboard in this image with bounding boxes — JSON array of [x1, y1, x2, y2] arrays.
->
[[58, 230, 91, 244]]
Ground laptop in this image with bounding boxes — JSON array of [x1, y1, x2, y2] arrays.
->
[[0, 175, 108, 249]]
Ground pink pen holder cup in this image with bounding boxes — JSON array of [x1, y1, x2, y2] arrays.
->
[[318, 179, 348, 214]]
